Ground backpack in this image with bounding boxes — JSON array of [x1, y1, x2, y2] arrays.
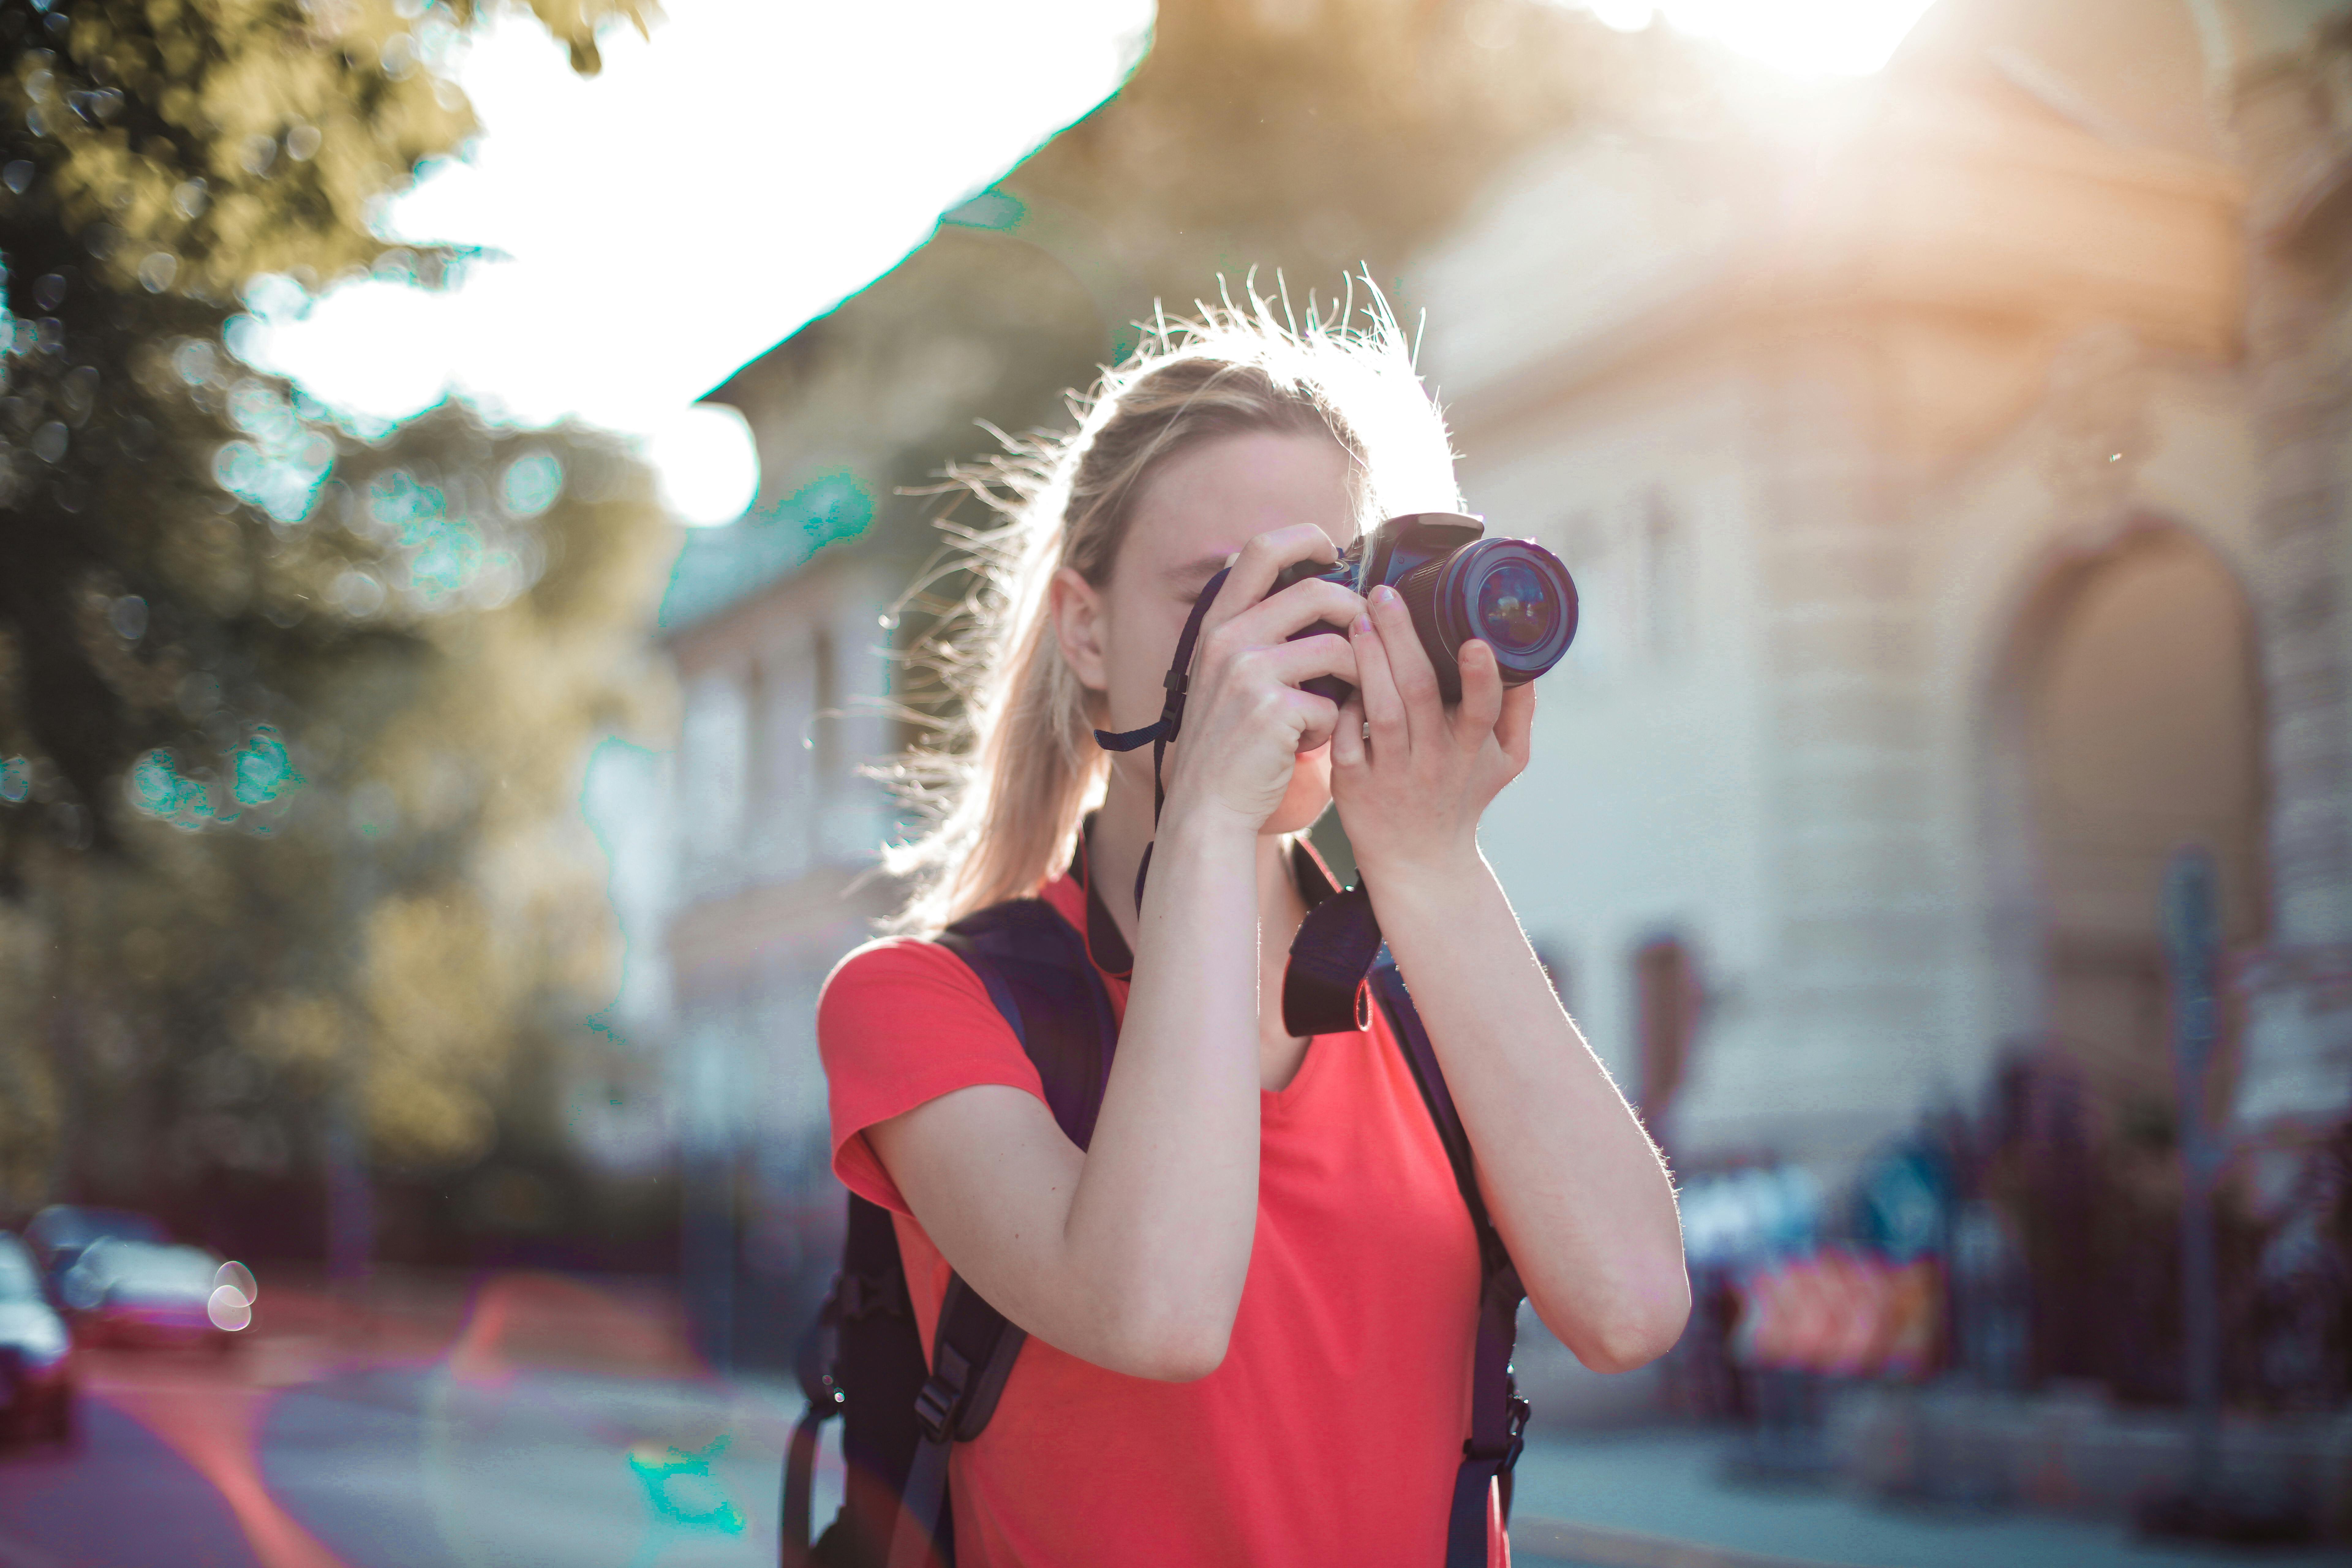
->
[[781, 864, 1529, 1568]]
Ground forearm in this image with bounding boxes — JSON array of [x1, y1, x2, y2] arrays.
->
[[1060, 806, 1265, 1376], [1373, 850, 1689, 1371]]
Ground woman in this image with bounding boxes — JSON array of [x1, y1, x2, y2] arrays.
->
[[819, 292, 1688, 1566]]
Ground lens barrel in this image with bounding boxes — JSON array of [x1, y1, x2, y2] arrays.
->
[[1396, 537, 1577, 699]]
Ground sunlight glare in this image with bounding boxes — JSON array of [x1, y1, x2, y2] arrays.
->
[[240, 0, 1150, 520], [646, 405, 760, 528], [1575, 0, 1940, 77]]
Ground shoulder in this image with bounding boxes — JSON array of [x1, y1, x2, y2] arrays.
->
[[821, 934, 989, 1010], [818, 935, 1012, 1066], [820, 933, 1046, 1214]]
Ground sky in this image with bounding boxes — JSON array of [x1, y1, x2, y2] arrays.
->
[[242, 0, 1154, 523], [240, 0, 1936, 527]]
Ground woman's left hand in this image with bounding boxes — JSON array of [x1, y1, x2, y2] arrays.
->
[[1328, 582, 1535, 886]]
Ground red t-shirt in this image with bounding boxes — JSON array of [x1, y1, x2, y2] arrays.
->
[[819, 869, 1507, 1567]]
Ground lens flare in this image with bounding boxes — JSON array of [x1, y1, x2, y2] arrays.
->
[[1476, 561, 1558, 653], [206, 1284, 253, 1332]]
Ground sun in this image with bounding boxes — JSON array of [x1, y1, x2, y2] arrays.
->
[[1580, 0, 1943, 78]]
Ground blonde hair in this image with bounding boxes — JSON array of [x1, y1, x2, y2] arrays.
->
[[882, 281, 1461, 932]]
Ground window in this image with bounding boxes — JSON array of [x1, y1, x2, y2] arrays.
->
[[681, 671, 749, 861], [1634, 936, 1698, 1124]]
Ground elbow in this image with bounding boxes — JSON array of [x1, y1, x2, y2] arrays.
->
[[1098, 1300, 1235, 1383], [1558, 1268, 1694, 1376], [1091, 1288, 1242, 1382]]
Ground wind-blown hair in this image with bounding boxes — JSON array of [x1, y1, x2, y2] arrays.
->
[[881, 281, 1461, 933]]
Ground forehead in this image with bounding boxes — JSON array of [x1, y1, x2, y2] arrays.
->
[[1118, 430, 1357, 580]]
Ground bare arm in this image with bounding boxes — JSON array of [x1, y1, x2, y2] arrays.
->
[[865, 528, 1366, 1380], [867, 810, 1260, 1380], [1332, 586, 1690, 1372]]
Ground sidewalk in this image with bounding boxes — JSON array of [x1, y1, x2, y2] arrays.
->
[[1505, 1432, 2349, 1568]]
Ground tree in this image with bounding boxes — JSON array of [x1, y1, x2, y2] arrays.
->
[[0, 0, 672, 1220], [35, 408, 673, 1228], [0, 0, 652, 870]]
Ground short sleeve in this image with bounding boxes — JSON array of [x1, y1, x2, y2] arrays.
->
[[817, 937, 1048, 1214]]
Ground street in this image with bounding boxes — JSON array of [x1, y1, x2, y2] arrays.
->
[[0, 1348, 817, 1568], [0, 1282, 2343, 1568]]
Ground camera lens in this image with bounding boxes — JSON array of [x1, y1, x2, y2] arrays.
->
[[1398, 536, 1577, 698], [1475, 561, 1559, 654]]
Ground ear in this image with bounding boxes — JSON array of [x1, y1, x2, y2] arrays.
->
[[1049, 566, 1110, 694]]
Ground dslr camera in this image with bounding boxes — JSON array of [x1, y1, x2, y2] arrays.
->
[[1270, 512, 1578, 705]]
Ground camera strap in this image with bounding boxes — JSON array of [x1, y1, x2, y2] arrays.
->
[[1091, 564, 1384, 1035], [1093, 564, 1232, 913]]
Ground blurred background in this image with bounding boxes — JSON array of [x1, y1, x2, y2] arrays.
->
[[2, 0, 2350, 1565]]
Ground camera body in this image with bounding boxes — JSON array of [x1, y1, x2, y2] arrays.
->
[[1269, 511, 1578, 706]]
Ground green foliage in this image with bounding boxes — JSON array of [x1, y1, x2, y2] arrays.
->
[[30, 407, 673, 1204], [0, 0, 654, 869], [0, 0, 665, 1211]]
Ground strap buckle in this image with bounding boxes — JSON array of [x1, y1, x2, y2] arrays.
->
[[1464, 1394, 1531, 1473], [823, 1268, 908, 1325], [912, 1346, 972, 1444]]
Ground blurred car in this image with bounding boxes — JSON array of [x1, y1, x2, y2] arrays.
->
[[0, 1234, 74, 1444], [23, 1205, 168, 1303], [59, 1239, 253, 1350], [25, 1206, 257, 1351]]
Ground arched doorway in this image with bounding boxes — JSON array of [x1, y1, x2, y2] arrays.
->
[[2001, 520, 2269, 1140], [1977, 520, 2271, 1395]]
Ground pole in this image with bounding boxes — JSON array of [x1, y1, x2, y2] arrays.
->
[[2161, 847, 2222, 1499], [329, 830, 378, 1316]]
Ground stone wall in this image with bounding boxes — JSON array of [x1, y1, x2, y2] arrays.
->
[[2230, 24, 2352, 1135]]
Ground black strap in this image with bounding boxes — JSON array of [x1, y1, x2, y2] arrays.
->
[[1281, 839, 1383, 1037], [885, 1276, 1030, 1568], [873, 900, 1119, 1568], [780, 1407, 824, 1566], [938, 900, 1119, 1152], [1093, 564, 1231, 910], [782, 1194, 920, 1568], [1371, 961, 1529, 1564]]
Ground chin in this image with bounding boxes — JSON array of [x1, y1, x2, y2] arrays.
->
[[1265, 745, 1333, 837]]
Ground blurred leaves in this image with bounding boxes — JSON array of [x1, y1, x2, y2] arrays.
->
[[0, 0, 668, 1211], [16, 407, 673, 1206]]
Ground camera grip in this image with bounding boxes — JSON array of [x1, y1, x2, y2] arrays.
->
[[1289, 621, 1355, 707]]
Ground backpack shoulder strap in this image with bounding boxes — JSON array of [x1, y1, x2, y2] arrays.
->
[[1369, 958, 1531, 1568], [936, 898, 1120, 1149], [783, 897, 1119, 1568], [881, 897, 1120, 1568]]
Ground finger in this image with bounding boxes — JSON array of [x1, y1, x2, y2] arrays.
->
[[1453, 639, 1504, 749], [1350, 607, 1407, 758], [1218, 577, 1366, 646], [1254, 627, 1360, 690], [1202, 524, 1341, 634], [1290, 695, 1342, 756], [1330, 694, 1366, 770], [1497, 680, 1536, 771], [1368, 584, 1442, 745]]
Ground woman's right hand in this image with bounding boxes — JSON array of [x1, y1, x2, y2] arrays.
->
[[1158, 525, 1364, 832]]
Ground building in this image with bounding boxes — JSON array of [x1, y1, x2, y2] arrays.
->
[[650, 0, 2352, 1382], [1410, 0, 2352, 1211]]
